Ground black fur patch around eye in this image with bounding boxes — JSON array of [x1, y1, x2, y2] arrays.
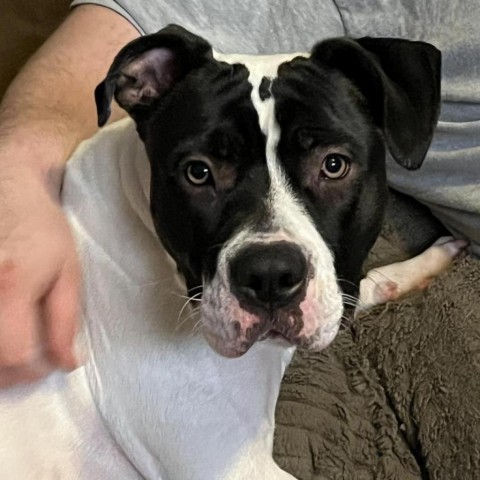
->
[[259, 77, 272, 101]]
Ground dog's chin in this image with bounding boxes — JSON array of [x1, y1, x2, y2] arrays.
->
[[203, 326, 291, 358], [203, 331, 256, 358], [200, 275, 344, 357], [203, 321, 340, 358]]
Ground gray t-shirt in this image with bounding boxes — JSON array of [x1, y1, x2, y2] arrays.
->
[[71, 0, 480, 256]]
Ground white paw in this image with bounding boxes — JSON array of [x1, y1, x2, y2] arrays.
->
[[428, 236, 469, 264], [358, 236, 468, 311]]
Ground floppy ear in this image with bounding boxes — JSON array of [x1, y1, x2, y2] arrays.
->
[[311, 37, 441, 170], [94, 24, 212, 127]]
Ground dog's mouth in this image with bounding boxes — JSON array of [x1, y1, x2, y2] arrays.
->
[[259, 328, 293, 348], [200, 287, 343, 358], [197, 238, 344, 357], [203, 327, 292, 358], [262, 329, 289, 341]]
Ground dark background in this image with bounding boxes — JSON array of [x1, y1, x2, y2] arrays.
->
[[0, 0, 71, 98]]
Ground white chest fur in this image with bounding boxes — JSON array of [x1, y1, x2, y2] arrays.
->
[[0, 119, 295, 480]]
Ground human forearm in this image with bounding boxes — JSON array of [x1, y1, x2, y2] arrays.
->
[[0, 4, 139, 194], [0, 4, 139, 387]]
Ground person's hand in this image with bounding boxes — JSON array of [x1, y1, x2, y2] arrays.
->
[[0, 3, 138, 388], [0, 164, 81, 387]]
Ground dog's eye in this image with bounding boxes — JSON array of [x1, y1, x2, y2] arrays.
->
[[185, 161, 212, 186], [321, 154, 350, 180]]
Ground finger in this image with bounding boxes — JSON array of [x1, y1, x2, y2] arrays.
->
[[0, 360, 53, 389], [43, 261, 81, 371], [0, 261, 41, 369]]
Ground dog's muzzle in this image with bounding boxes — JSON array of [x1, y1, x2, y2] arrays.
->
[[200, 236, 343, 358]]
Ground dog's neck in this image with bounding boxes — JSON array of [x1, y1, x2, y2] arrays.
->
[[69, 119, 294, 479]]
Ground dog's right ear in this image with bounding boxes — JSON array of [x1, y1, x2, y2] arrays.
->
[[311, 37, 441, 170], [95, 24, 212, 127]]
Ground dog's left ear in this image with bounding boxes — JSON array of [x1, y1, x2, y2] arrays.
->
[[95, 24, 212, 127], [311, 37, 441, 170]]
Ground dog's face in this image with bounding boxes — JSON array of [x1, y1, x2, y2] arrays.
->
[[96, 26, 441, 357]]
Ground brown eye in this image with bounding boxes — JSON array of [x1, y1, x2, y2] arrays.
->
[[321, 154, 350, 179], [186, 161, 212, 186]]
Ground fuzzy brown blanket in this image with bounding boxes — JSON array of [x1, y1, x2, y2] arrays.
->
[[274, 197, 480, 480]]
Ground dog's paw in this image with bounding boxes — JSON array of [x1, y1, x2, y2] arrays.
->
[[357, 236, 468, 313], [373, 280, 401, 303], [358, 278, 399, 311], [427, 236, 469, 263]]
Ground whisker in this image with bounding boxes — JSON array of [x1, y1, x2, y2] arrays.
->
[[339, 313, 353, 329], [175, 306, 202, 333], [191, 318, 204, 334], [176, 300, 192, 323], [137, 276, 178, 287], [337, 277, 359, 289], [170, 291, 202, 302], [175, 314, 193, 332], [341, 296, 359, 306], [365, 268, 394, 286], [176, 293, 203, 325], [341, 291, 367, 310], [207, 242, 224, 253], [185, 315, 205, 339], [184, 308, 202, 324], [341, 292, 359, 301]]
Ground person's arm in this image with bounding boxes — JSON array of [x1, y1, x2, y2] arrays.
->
[[0, 4, 139, 387]]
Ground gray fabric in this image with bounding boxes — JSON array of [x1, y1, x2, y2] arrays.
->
[[71, 0, 345, 52], [71, 0, 480, 256], [334, 0, 480, 258]]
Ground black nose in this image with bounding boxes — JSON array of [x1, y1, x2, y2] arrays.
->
[[230, 242, 308, 310]]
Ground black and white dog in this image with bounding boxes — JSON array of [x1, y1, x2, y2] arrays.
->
[[95, 25, 443, 355], [0, 25, 465, 480]]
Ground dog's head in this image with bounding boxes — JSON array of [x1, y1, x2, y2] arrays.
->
[[95, 25, 441, 357]]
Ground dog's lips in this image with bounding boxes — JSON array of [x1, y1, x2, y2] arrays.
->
[[204, 315, 340, 357], [262, 329, 294, 347], [200, 277, 344, 357], [258, 327, 290, 341], [203, 322, 293, 357]]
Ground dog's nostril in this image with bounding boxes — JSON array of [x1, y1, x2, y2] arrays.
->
[[230, 242, 308, 309], [280, 273, 297, 288], [248, 274, 263, 292]]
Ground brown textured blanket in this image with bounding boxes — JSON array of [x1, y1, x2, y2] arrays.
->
[[274, 199, 480, 479]]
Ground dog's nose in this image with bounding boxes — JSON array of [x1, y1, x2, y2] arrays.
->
[[230, 242, 308, 310]]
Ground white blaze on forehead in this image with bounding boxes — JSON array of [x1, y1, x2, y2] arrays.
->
[[213, 51, 332, 259], [213, 50, 306, 135], [213, 50, 310, 223], [204, 51, 343, 348]]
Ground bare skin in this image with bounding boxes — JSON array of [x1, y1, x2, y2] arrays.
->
[[0, 5, 139, 387]]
